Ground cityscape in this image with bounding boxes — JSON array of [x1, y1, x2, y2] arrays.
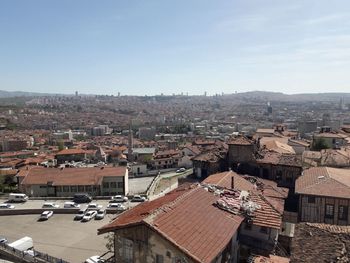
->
[[1, 1, 350, 263]]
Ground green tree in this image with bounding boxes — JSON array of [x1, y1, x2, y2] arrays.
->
[[312, 138, 330, 151], [57, 140, 65, 151]]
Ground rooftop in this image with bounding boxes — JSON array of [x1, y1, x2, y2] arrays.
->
[[19, 166, 127, 186], [295, 167, 350, 199], [99, 184, 243, 263]]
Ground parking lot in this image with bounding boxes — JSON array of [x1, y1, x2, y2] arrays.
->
[[0, 214, 114, 263]]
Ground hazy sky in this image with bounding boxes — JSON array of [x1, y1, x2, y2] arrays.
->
[[1, 0, 350, 95]]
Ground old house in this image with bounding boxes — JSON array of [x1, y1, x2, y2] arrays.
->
[[152, 150, 182, 169], [254, 151, 302, 188], [295, 167, 350, 225], [203, 171, 287, 257], [227, 136, 256, 170], [98, 184, 243, 263], [192, 150, 226, 179], [18, 166, 128, 197]]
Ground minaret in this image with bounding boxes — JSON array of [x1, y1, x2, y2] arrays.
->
[[128, 120, 133, 162]]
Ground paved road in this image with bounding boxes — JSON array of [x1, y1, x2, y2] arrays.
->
[[128, 176, 155, 194], [0, 214, 113, 263]]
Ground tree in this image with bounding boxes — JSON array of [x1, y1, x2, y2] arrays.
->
[[312, 138, 330, 151], [57, 140, 65, 151]]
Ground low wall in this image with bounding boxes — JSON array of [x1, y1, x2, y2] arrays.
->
[[0, 208, 123, 216]]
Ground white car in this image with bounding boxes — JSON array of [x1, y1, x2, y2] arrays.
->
[[131, 195, 146, 202], [39, 211, 53, 220], [74, 209, 87, 220], [110, 195, 128, 202], [42, 202, 60, 208], [87, 203, 103, 210], [176, 168, 186, 173], [85, 255, 105, 263], [64, 202, 80, 208], [95, 209, 106, 220], [82, 211, 97, 222], [0, 203, 15, 209], [107, 203, 126, 211]]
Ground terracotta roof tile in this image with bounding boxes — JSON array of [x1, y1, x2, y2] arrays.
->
[[295, 167, 350, 198], [19, 166, 126, 186], [99, 185, 243, 263]]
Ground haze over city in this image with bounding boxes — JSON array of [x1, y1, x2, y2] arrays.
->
[[1, 0, 350, 95]]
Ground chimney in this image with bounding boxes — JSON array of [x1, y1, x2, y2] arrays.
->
[[231, 176, 234, 189]]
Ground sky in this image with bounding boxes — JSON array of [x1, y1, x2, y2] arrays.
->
[[1, 0, 350, 95]]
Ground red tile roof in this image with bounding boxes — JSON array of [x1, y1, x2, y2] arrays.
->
[[203, 171, 255, 192], [19, 166, 126, 186], [99, 185, 243, 263], [295, 167, 350, 199], [55, 148, 86, 155]]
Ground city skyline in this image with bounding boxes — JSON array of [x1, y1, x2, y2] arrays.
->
[[1, 0, 350, 95]]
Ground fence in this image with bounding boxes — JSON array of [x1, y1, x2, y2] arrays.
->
[[0, 242, 69, 263]]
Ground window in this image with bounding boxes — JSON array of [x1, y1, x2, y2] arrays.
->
[[260, 226, 268, 234], [63, 186, 70, 192], [308, 196, 315, 203], [117, 182, 124, 188], [110, 182, 117, 188], [70, 186, 77, 193], [325, 204, 334, 218], [339, 206, 348, 220], [56, 186, 62, 192], [156, 255, 164, 263], [78, 186, 84, 192], [85, 185, 92, 192], [103, 182, 109, 188], [121, 238, 133, 262]]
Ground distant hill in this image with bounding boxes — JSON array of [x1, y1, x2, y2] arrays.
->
[[0, 90, 54, 98], [0, 89, 349, 102], [230, 91, 350, 102]]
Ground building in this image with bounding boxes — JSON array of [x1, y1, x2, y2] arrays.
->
[[55, 148, 87, 164], [192, 150, 226, 179], [254, 151, 303, 188], [98, 184, 243, 263], [18, 166, 128, 197], [228, 136, 256, 169], [295, 167, 350, 225], [203, 171, 287, 256]]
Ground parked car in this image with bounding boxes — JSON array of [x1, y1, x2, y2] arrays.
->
[[42, 202, 59, 208], [39, 211, 53, 220], [82, 211, 97, 222], [95, 209, 106, 220], [64, 202, 80, 208], [131, 195, 146, 202], [0, 203, 15, 209], [85, 255, 105, 263], [176, 167, 186, 173], [74, 208, 87, 220], [110, 195, 128, 202], [73, 193, 92, 203], [8, 193, 28, 203], [0, 237, 8, 244], [87, 203, 103, 210], [107, 203, 127, 211]]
